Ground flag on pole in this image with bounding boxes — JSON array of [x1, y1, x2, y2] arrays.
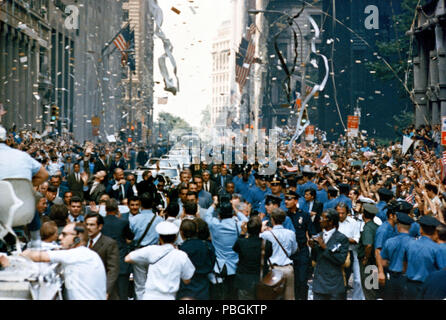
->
[[236, 24, 256, 93], [112, 24, 136, 71]]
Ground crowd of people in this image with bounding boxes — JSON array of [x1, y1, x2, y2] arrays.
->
[[0, 122, 446, 300]]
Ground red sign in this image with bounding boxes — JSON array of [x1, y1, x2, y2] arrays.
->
[[305, 125, 315, 141], [347, 115, 359, 137], [442, 132, 446, 146]]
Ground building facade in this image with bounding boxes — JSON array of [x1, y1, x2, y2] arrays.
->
[[122, 0, 154, 144], [410, 0, 446, 127], [211, 20, 232, 128]]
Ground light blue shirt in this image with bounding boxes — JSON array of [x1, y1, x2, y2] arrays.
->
[[260, 225, 297, 266], [0, 143, 42, 181], [203, 206, 247, 275], [380, 233, 412, 273], [374, 221, 397, 249], [129, 209, 163, 247], [404, 236, 446, 282]]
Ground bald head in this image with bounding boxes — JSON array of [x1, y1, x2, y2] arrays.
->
[[114, 168, 124, 180]]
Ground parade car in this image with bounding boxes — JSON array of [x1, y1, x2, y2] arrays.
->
[[125, 167, 181, 186]]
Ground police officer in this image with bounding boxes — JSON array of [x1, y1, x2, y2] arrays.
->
[[246, 173, 271, 212], [403, 215, 446, 299], [374, 201, 398, 296], [258, 174, 287, 214], [284, 190, 315, 300], [376, 188, 394, 223], [380, 212, 414, 299], [261, 194, 295, 232], [296, 166, 318, 198], [357, 203, 380, 300]]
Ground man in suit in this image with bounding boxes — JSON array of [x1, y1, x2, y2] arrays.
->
[[106, 168, 133, 203], [85, 212, 120, 300], [63, 156, 74, 176], [210, 164, 220, 184], [202, 170, 219, 197], [218, 165, 233, 190], [136, 147, 149, 168], [94, 153, 109, 174], [49, 174, 69, 199], [193, 175, 213, 209], [109, 151, 127, 175], [85, 170, 107, 203], [299, 188, 324, 233], [310, 208, 349, 300], [101, 199, 135, 300], [67, 163, 85, 200]]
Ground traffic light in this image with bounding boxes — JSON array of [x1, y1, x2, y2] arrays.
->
[[50, 105, 59, 121]]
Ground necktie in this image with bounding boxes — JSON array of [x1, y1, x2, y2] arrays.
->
[[89, 240, 94, 249], [205, 182, 209, 192]]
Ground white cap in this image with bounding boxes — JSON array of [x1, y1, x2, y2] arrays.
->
[[0, 125, 6, 141], [156, 221, 179, 235]]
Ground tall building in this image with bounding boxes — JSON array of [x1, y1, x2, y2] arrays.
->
[[211, 20, 232, 129], [0, 0, 127, 143], [257, 0, 323, 130], [0, 0, 59, 133], [121, 0, 154, 144]]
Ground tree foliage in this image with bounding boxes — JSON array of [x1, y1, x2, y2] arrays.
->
[[365, 0, 420, 96], [156, 112, 192, 133]]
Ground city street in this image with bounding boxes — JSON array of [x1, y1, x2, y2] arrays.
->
[[0, 0, 446, 301]]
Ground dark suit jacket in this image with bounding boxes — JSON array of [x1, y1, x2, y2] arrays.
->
[[106, 180, 132, 201], [67, 173, 85, 199], [84, 181, 106, 203], [312, 201, 324, 233], [312, 230, 349, 295], [202, 180, 219, 197], [91, 234, 120, 299], [94, 158, 108, 174], [216, 174, 233, 189], [109, 159, 127, 175], [101, 215, 135, 275]]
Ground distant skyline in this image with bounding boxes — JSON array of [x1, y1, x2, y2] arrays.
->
[[152, 0, 232, 127]]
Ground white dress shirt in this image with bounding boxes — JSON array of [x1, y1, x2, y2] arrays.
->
[[88, 232, 102, 249], [260, 225, 297, 266], [322, 228, 336, 244], [338, 216, 360, 251]]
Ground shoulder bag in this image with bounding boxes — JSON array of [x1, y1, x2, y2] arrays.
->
[[134, 214, 157, 249], [256, 238, 285, 300]]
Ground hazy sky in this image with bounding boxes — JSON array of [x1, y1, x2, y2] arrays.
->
[[152, 0, 232, 127]]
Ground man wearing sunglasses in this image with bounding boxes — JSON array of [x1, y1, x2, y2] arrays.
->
[[20, 222, 107, 300]]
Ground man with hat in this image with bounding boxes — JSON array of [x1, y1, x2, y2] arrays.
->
[[376, 188, 394, 223], [125, 221, 195, 300], [402, 215, 446, 299], [246, 173, 271, 212], [258, 174, 287, 214], [284, 190, 315, 300], [234, 166, 254, 202], [297, 166, 318, 198], [357, 203, 380, 300], [380, 212, 414, 299], [261, 194, 295, 232]]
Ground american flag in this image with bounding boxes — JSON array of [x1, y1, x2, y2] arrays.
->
[[236, 24, 256, 93], [442, 151, 446, 165], [420, 151, 430, 161], [112, 24, 135, 71], [405, 193, 415, 204]]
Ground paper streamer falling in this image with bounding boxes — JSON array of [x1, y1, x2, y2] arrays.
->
[[287, 14, 329, 160], [147, 0, 180, 95]]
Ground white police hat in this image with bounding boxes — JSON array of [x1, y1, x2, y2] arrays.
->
[[156, 221, 179, 235]]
